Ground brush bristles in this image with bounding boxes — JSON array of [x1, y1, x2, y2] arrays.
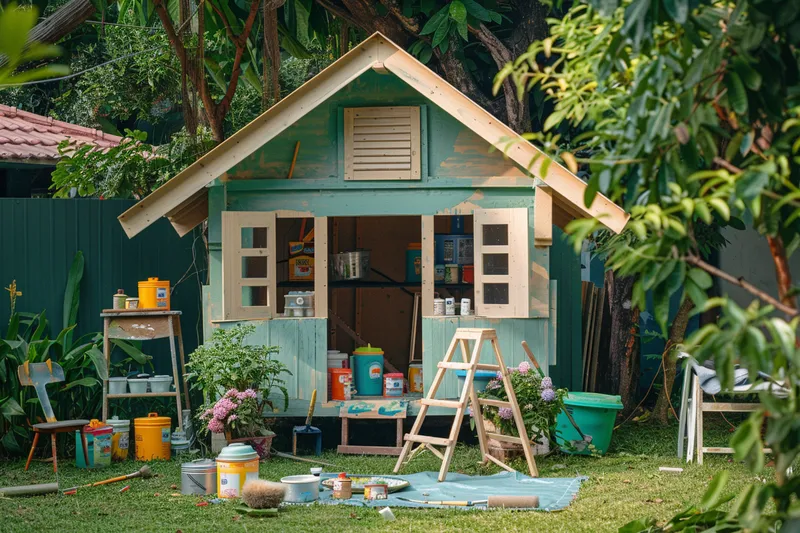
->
[[139, 465, 152, 478], [241, 480, 285, 509]]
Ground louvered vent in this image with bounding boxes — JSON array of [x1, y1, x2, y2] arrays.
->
[[344, 106, 421, 181]]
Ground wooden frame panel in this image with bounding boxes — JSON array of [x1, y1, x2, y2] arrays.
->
[[221, 211, 276, 320], [421, 215, 435, 316], [314, 216, 328, 318], [344, 106, 421, 181], [474, 208, 530, 318], [533, 185, 553, 248]]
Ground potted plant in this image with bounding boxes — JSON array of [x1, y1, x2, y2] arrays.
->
[[186, 324, 291, 458], [473, 361, 566, 460]]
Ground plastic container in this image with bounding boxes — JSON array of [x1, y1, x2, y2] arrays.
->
[[108, 377, 127, 395], [434, 264, 445, 282], [327, 351, 349, 399], [106, 416, 130, 462], [138, 277, 170, 309], [329, 368, 353, 400], [555, 392, 623, 455], [148, 375, 173, 393], [433, 298, 445, 316], [462, 265, 474, 284], [281, 475, 319, 503], [134, 412, 171, 461], [75, 420, 112, 469], [127, 377, 148, 394], [351, 345, 384, 396], [383, 373, 404, 397], [283, 291, 315, 317], [434, 234, 474, 265], [408, 364, 423, 393], [217, 443, 259, 499], [182, 459, 216, 495], [406, 243, 422, 282], [455, 370, 498, 396]]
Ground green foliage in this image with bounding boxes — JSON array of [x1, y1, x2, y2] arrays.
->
[[0, 3, 69, 87], [499, 0, 800, 529], [185, 324, 291, 413]]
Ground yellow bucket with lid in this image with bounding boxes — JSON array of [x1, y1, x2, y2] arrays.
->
[[134, 412, 171, 460], [216, 443, 260, 498], [138, 278, 170, 309]]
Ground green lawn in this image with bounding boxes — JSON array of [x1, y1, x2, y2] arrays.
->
[[0, 420, 764, 532]]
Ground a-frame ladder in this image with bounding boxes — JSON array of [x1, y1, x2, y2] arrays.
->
[[393, 328, 538, 481]]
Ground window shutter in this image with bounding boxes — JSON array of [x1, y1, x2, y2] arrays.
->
[[474, 208, 530, 318], [344, 106, 421, 181], [222, 211, 276, 320]]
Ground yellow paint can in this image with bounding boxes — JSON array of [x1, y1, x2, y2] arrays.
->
[[409, 364, 423, 393], [133, 412, 171, 461], [216, 443, 260, 498], [138, 277, 170, 309]]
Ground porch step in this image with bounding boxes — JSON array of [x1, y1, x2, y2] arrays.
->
[[485, 432, 522, 445], [421, 398, 463, 409], [437, 362, 501, 371], [404, 434, 452, 446], [478, 398, 511, 408]]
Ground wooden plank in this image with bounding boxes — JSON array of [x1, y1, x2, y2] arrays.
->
[[420, 399, 463, 408], [167, 316, 184, 431], [352, 133, 411, 142], [166, 189, 208, 236], [108, 392, 179, 398], [484, 452, 516, 473], [425, 443, 445, 460], [314, 217, 328, 319], [352, 106, 415, 117], [421, 216, 435, 317], [101, 309, 182, 316], [478, 398, 511, 408], [107, 317, 173, 341], [353, 156, 412, 164], [353, 125, 412, 134], [338, 445, 402, 456], [353, 162, 412, 170], [338, 400, 408, 419], [350, 170, 414, 180], [533, 186, 553, 248], [353, 117, 412, 126], [409, 105, 421, 180], [404, 435, 451, 446], [589, 287, 605, 392], [352, 140, 411, 149], [701, 402, 761, 412], [353, 148, 411, 156]]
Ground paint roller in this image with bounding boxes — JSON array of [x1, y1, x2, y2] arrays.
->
[[399, 495, 540, 508]]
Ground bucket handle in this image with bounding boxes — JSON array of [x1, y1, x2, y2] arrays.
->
[[148, 277, 160, 282], [148, 412, 159, 418]]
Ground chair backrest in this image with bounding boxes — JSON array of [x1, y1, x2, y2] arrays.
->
[[17, 361, 64, 423]]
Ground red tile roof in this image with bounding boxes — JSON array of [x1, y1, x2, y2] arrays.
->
[[0, 104, 123, 164]]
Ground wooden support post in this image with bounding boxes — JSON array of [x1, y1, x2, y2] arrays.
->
[[534, 185, 553, 248]]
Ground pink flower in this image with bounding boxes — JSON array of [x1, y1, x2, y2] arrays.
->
[[213, 397, 238, 420], [498, 407, 513, 420], [496, 371, 503, 380], [486, 379, 501, 390], [518, 361, 531, 374], [207, 418, 224, 433], [225, 389, 239, 398], [467, 407, 473, 418], [227, 414, 238, 423]]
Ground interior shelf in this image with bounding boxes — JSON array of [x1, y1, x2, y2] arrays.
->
[[278, 280, 474, 289]]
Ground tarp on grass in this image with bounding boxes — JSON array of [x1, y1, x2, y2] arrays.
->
[[311, 471, 586, 511]]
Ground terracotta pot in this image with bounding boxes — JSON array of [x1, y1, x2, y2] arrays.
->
[[226, 433, 275, 460], [483, 419, 550, 460]]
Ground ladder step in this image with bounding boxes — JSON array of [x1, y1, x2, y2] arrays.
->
[[436, 362, 501, 372], [421, 398, 464, 409], [486, 432, 523, 445], [478, 398, 511, 408], [477, 364, 501, 371], [404, 434, 452, 446]]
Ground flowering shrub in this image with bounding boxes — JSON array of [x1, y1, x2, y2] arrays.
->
[[198, 388, 267, 438], [476, 362, 566, 444]]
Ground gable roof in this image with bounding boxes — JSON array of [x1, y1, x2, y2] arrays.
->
[[118, 33, 628, 238], [0, 104, 122, 164]]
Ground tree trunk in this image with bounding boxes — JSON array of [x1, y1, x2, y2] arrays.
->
[[766, 234, 797, 311], [605, 270, 640, 416], [652, 297, 695, 425]]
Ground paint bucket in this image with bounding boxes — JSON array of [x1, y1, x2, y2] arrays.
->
[[364, 483, 389, 500], [327, 350, 349, 399], [351, 345, 384, 396], [383, 373, 404, 397], [148, 375, 173, 393], [217, 443, 260, 499], [445, 297, 456, 316], [171, 431, 191, 456], [434, 264, 445, 282], [406, 243, 422, 282], [329, 368, 353, 400], [182, 459, 217, 495], [125, 297, 139, 309], [75, 420, 112, 469], [460, 298, 472, 316], [134, 412, 171, 461], [127, 377, 148, 394], [444, 264, 459, 284], [433, 298, 445, 316], [112, 289, 127, 310], [138, 277, 170, 310], [408, 364, 423, 393], [462, 265, 474, 284], [108, 377, 127, 395], [106, 416, 130, 462], [281, 475, 320, 503], [333, 473, 352, 499]]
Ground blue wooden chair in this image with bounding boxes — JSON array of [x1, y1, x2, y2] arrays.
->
[[18, 361, 90, 472]]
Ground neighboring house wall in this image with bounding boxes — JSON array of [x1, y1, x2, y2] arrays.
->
[[0, 199, 204, 373]]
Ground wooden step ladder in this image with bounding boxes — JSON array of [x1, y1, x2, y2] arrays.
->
[[393, 328, 538, 481]]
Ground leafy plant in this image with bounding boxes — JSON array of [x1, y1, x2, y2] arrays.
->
[[198, 388, 268, 438], [0, 3, 69, 88], [186, 324, 291, 414]]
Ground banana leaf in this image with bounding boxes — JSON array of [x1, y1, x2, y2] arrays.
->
[[62, 251, 84, 351]]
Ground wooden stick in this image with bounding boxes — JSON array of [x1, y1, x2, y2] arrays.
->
[[287, 141, 300, 179], [521, 341, 544, 377]]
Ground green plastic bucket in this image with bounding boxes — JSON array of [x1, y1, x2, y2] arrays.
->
[[555, 392, 623, 455]]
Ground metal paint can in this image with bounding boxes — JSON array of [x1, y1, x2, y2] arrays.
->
[[383, 373, 404, 397], [460, 298, 472, 316], [445, 297, 455, 316], [433, 298, 445, 316], [125, 297, 139, 309], [434, 264, 446, 282], [364, 483, 389, 500], [112, 289, 127, 310], [333, 473, 352, 500], [408, 364, 423, 393], [181, 459, 216, 495], [216, 443, 259, 499]]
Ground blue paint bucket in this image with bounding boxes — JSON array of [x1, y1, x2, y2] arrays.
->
[[455, 370, 498, 396], [351, 345, 384, 396]]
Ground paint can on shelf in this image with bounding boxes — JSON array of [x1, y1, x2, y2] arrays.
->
[[112, 289, 127, 310], [408, 364, 423, 393], [327, 350, 349, 398], [383, 373, 404, 397], [460, 298, 472, 316], [329, 368, 353, 400], [445, 297, 455, 316], [444, 264, 459, 284], [125, 297, 139, 309], [434, 264, 445, 282], [138, 277, 170, 309], [462, 265, 474, 284], [433, 298, 445, 316]]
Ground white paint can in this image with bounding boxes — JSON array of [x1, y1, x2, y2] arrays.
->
[[460, 298, 471, 315], [445, 297, 455, 316], [433, 298, 445, 316]]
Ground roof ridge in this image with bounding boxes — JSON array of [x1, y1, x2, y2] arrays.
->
[[0, 103, 124, 143]]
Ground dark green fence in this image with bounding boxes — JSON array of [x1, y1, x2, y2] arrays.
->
[[0, 198, 204, 369]]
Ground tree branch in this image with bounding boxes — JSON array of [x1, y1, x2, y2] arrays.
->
[[314, 0, 362, 28], [684, 254, 799, 317], [217, 0, 262, 119], [378, 0, 421, 35]]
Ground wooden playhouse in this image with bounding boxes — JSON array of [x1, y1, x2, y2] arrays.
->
[[118, 33, 628, 424]]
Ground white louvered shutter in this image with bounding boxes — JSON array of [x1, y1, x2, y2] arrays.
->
[[344, 106, 421, 181]]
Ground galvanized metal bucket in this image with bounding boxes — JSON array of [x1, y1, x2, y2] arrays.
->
[[181, 459, 216, 495]]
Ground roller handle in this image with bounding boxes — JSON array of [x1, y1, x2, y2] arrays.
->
[[305, 389, 317, 426]]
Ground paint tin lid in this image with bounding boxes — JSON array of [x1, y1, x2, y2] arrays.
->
[[409, 363, 422, 368], [182, 458, 216, 473], [134, 412, 171, 426], [106, 416, 130, 429], [217, 442, 259, 462], [407, 243, 421, 250], [354, 344, 383, 355], [385, 373, 403, 378]]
